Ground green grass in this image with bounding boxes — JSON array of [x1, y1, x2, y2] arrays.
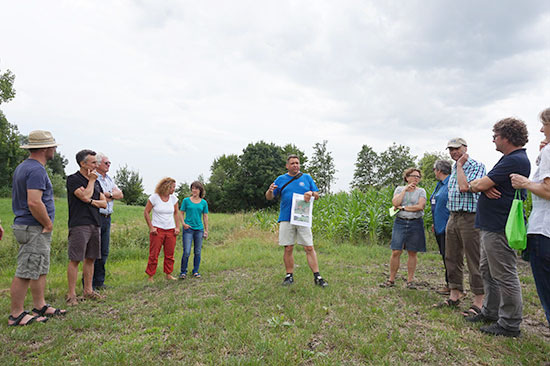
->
[[0, 198, 549, 365]]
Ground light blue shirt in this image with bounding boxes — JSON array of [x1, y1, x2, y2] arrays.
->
[[97, 173, 118, 215]]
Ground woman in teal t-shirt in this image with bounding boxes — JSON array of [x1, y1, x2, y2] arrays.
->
[[178, 181, 209, 279]]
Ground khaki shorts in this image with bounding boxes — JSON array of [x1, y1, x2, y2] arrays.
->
[[278, 221, 314, 247], [68, 225, 101, 261], [12, 225, 51, 280]]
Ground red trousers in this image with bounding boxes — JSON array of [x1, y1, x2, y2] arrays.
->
[[146, 228, 176, 276]]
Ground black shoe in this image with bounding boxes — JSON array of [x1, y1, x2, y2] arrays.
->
[[282, 274, 294, 286], [314, 276, 328, 288], [480, 323, 520, 337], [465, 312, 497, 324]]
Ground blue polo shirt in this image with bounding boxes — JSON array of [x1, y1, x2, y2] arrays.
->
[[430, 175, 450, 235], [273, 173, 318, 222]]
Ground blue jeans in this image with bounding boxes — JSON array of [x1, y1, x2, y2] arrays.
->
[[180, 228, 203, 275], [528, 234, 550, 326], [93, 215, 111, 287]]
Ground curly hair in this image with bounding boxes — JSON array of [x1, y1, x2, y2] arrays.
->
[[190, 181, 206, 198], [493, 118, 528, 147], [402, 168, 421, 183], [155, 177, 176, 196], [540, 108, 550, 125]]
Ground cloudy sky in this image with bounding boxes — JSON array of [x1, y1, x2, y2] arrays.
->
[[1, 0, 550, 193]]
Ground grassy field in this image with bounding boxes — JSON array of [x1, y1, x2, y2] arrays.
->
[[0, 198, 549, 365]]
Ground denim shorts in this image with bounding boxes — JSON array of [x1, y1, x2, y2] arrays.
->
[[12, 224, 51, 280], [390, 217, 426, 252]]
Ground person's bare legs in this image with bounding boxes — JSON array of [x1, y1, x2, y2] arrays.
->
[[407, 250, 417, 283], [283, 245, 295, 273], [389, 250, 402, 282], [29, 274, 47, 310], [304, 246, 320, 273], [67, 260, 80, 298], [9, 276, 48, 324], [82, 258, 95, 295]]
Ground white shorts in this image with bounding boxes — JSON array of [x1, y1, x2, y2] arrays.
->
[[278, 221, 313, 247]]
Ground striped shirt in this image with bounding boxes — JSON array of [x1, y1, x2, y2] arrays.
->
[[447, 158, 486, 212]]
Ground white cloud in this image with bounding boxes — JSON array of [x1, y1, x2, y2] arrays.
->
[[1, 0, 550, 194]]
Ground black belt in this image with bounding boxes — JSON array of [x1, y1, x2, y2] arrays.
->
[[397, 216, 421, 221], [100, 213, 111, 218]]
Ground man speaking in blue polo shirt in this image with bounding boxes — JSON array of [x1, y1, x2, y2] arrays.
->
[[266, 154, 328, 287]]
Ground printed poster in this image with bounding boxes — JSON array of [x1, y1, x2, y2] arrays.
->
[[290, 193, 314, 227]]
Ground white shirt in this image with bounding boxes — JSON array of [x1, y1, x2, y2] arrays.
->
[[97, 173, 118, 215], [527, 145, 550, 238], [149, 193, 178, 229]]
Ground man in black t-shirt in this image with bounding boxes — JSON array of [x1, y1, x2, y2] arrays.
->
[[65, 150, 107, 306], [468, 118, 531, 337]]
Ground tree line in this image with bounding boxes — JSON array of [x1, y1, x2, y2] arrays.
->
[[1, 68, 450, 211]]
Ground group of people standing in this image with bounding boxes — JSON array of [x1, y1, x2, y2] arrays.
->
[[4, 114, 549, 335], [382, 112, 550, 338], [4, 130, 208, 326], [143, 178, 208, 282]]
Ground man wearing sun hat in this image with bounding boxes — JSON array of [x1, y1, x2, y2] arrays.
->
[[8, 130, 67, 326]]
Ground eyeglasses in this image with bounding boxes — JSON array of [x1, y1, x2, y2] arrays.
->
[[492, 134, 500, 141], [105, 161, 111, 166]]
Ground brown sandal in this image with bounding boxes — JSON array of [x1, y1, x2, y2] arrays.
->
[[379, 280, 395, 288]]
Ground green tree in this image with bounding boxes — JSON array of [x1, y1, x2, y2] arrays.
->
[[0, 112, 27, 195], [205, 154, 241, 212], [46, 152, 68, 178], [308, 140, 336, 195], [351, 144, 379, 191], [237, 141, 285, 210], [0, 70, 26, 196], [281, 143, 308, 171], [114, 165, 145, 205], [0, 69, 16, 104], [418, 151, 449, 185], [175, 182, 191, 202], [376, 143, 417, 187]]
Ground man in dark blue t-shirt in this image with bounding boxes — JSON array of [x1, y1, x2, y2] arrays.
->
[[9, 130, 66, 326], [468, 118, 531, 337], [266, 155, 328, 287]]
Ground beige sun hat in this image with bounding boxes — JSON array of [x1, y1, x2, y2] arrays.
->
[[20, 130, 59, 149]]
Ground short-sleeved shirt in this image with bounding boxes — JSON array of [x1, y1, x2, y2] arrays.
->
[[97, 173, 118, 215], [273, 173, 318, 222], [447, 157, 486, 212], [180, 197, 208, 230], [475, 149, 531, 233], [394, 186, 427, 219], [527, 145, 550, 238], [430, 175, 450, 235], [66, 171, 103, 228], [12, 159, 55, 226], [149, 193, 178, 229]]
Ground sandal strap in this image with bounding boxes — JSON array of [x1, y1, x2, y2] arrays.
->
[[8, 310, 30, 325], [32, 304, 51, 316]]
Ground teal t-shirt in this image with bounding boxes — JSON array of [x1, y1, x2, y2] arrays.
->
[[180, 197, 208, 230]]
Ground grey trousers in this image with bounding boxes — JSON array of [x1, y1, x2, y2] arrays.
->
[[480, 230, 523, 331]]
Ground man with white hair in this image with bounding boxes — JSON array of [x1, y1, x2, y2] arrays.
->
[[92, 153, 123, 291]]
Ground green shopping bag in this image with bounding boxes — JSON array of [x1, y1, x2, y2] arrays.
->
[[505, 189, 527, 250]]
